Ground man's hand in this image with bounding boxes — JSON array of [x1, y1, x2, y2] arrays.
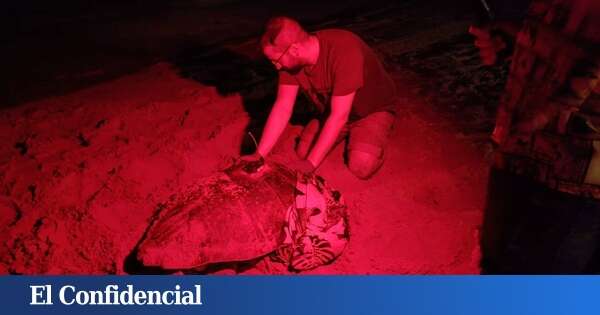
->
[[288, 159, 316, 174], [305, 92, 354, 167], [469, 25, 507, 66]]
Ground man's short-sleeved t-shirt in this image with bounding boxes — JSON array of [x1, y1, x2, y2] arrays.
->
[[279, 29, 397, 120]]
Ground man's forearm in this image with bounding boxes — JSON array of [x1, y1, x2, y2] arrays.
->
[[306, 114, 347, 167], [257, 104, 293, 157]]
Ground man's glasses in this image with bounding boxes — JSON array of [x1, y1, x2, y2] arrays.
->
[[272, 43, 292, 68]]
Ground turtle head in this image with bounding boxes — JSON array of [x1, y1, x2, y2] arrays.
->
[[225, 157, 271, 180]]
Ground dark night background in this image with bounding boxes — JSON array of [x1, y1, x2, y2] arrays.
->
[[2, 0, 489, 107]]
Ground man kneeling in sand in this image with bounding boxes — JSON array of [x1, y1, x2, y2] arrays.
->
[[246, 16, 397, 179]]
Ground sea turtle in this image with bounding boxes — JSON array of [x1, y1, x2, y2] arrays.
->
[[135, 158, 349, 272]]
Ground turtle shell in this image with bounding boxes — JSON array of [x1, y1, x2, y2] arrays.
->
[[136, 159, 297, 270]]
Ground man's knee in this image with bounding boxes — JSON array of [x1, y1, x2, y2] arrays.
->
[[347, 149, 383, 180]]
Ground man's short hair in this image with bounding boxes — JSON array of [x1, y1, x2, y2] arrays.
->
[[260, 16, 309, 49]]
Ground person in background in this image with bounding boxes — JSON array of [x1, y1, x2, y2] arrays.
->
[[470, 0, 600, 273]]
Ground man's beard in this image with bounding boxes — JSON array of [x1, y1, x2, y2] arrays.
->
[[281, 64, 303, 75]]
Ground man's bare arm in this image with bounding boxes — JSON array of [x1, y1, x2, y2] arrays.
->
[[306, 91, 355, 167], [256, 84, 299, 157]]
